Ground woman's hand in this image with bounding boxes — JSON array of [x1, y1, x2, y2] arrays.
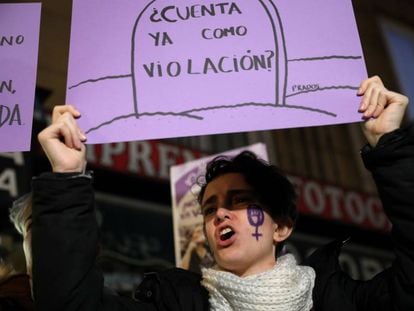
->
[[358, 76, 409, 147], [37, 105, 87, 173]]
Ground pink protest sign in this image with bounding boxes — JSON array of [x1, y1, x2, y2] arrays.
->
[[67, 0, 366, 144], [0, 3, 41, 152]]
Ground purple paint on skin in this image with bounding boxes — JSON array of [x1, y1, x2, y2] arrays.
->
[[247, 204, 265, 241]]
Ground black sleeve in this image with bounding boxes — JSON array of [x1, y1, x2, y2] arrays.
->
[[135, 268, 210, 311], [360, 123, 414, 310], [307, 124, 414, 311], [31, 173, 154, 311]]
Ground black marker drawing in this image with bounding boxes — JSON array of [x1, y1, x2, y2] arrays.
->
[[247, 204, 265, 241]]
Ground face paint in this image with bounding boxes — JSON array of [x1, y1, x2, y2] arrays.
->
[[247, 204, 265, 241]]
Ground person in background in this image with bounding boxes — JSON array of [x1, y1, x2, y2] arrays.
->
[[9, 193, 33, 290], [31, 76, 413, 310], [0, 194, 34, 311], [0, 261, 33, 311]]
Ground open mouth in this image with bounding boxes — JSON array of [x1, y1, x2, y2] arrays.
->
[[220, 227, 235, 241]]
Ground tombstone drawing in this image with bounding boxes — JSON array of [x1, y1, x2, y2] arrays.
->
[[131, 0, 287, 117], [67, 0, 366, 144]]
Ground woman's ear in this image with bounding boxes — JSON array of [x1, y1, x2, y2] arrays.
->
[[273, 224, 293, 243]]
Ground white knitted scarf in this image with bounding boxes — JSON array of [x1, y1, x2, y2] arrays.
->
[[201, 254, 315, 311]]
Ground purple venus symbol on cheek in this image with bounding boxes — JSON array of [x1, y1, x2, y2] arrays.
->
[[247, 204, 265, 241]]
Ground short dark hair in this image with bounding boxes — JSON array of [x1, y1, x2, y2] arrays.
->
[[197, 151, 297, 228]]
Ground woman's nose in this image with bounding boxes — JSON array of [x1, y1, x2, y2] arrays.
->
[[215, 206, 230, 223]]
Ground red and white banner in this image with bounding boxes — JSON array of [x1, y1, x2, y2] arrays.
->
[[86, 141, 206, 180], [85, 140, 388, 232], [289, 175, 390, 232]]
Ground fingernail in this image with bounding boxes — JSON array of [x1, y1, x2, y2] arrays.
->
[[71, 105, 80, 114]]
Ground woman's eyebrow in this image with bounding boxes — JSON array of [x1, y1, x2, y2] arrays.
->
[[202, 189, 257, 209], [227, 189, 257, 197], [201, 195, 217, 208]]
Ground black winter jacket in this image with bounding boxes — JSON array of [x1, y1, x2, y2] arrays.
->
[[32, 125, 414, 311]]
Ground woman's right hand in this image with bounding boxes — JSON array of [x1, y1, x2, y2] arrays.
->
[[37, 105, 87, 173]]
